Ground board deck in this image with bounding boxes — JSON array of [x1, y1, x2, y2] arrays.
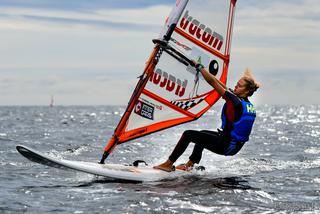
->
[[16, 145, 192, 182]]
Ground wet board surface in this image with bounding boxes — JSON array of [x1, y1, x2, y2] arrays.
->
[[16, 145, 192, 182]]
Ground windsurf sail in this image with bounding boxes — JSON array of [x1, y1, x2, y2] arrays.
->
[[100, 0, 237, 163]]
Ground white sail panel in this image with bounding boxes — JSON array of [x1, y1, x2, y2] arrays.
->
[[125, 93, 187, 132], [175, 0, 231, 54]]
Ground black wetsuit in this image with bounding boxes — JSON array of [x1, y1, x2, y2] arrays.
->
[[168, 90, 246, 164]]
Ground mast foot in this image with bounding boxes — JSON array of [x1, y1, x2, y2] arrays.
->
[[99, 152, 109, 164]]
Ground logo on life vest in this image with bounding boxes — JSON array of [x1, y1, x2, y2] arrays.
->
[[179, 10, 224, 51], [246, 104, 255, 114], [134, 100, 154, 120]]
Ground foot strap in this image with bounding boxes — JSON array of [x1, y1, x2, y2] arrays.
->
[[132, 160, 148, 167]]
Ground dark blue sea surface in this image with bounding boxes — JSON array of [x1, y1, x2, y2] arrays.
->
[[0, 105, 319, 213]]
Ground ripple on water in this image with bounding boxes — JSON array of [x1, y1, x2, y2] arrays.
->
[[1, 105, 320, 213]]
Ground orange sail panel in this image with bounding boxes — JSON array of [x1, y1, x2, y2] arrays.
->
[[100, 0, 237, 162]]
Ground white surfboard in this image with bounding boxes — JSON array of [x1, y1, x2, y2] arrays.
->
[[16, 145, 194, 182]]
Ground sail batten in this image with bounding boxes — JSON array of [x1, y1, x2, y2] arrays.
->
[[100, 0, 238, 162]]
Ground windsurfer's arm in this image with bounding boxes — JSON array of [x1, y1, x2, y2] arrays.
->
[[215, 77, 227, 90], [196, 64, 226, 96]]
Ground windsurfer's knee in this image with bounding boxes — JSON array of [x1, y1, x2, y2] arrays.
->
[[224, 142, 244, 156]]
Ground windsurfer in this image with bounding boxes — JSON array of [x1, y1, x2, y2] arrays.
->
[[154, 64, 260, 172]]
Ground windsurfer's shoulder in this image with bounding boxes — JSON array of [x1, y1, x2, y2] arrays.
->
[[223, 89, 243, 121], [223, 89, 238, 101], [224, 89, 243, 107]]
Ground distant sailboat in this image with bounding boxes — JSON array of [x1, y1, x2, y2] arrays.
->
[[49, 95, 54, 107]]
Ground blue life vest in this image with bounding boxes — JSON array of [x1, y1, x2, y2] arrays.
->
[[221, 99, 256, 143]]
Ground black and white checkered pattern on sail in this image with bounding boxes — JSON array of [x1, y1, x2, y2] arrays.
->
[[171, 97, 204, 110]]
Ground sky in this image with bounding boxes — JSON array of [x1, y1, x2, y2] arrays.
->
[[0, 0, 319, 106]]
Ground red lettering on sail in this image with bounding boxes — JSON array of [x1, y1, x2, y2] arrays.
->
[[179, 10, 224, 51], [149, 68, 188, 97]]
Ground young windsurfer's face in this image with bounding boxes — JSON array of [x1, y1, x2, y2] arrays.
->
[[234, 78, 248, 97]]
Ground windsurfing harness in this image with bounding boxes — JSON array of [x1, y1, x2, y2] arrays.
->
[[221, 99, 256, 143]]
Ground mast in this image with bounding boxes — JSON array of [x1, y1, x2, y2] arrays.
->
[[99, 46, 160, 163]]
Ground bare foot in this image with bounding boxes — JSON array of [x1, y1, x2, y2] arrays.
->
[[176, 160, 194, 171], [153, 160, 174, 172]]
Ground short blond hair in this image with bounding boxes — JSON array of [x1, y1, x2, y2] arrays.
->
[[242, 68, 261, 97]]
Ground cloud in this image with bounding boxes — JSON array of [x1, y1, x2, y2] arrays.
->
[[0, 5, 171, 32], [236, 1, 320, 43], [0, 3, 172, 74], [0, 3, 172, 72], [0, 1, 319, 105], [0, 0, 173, 11], [230, 0, 320, 78]]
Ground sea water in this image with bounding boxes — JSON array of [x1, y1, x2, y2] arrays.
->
[[0, 105, 319, 213]]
